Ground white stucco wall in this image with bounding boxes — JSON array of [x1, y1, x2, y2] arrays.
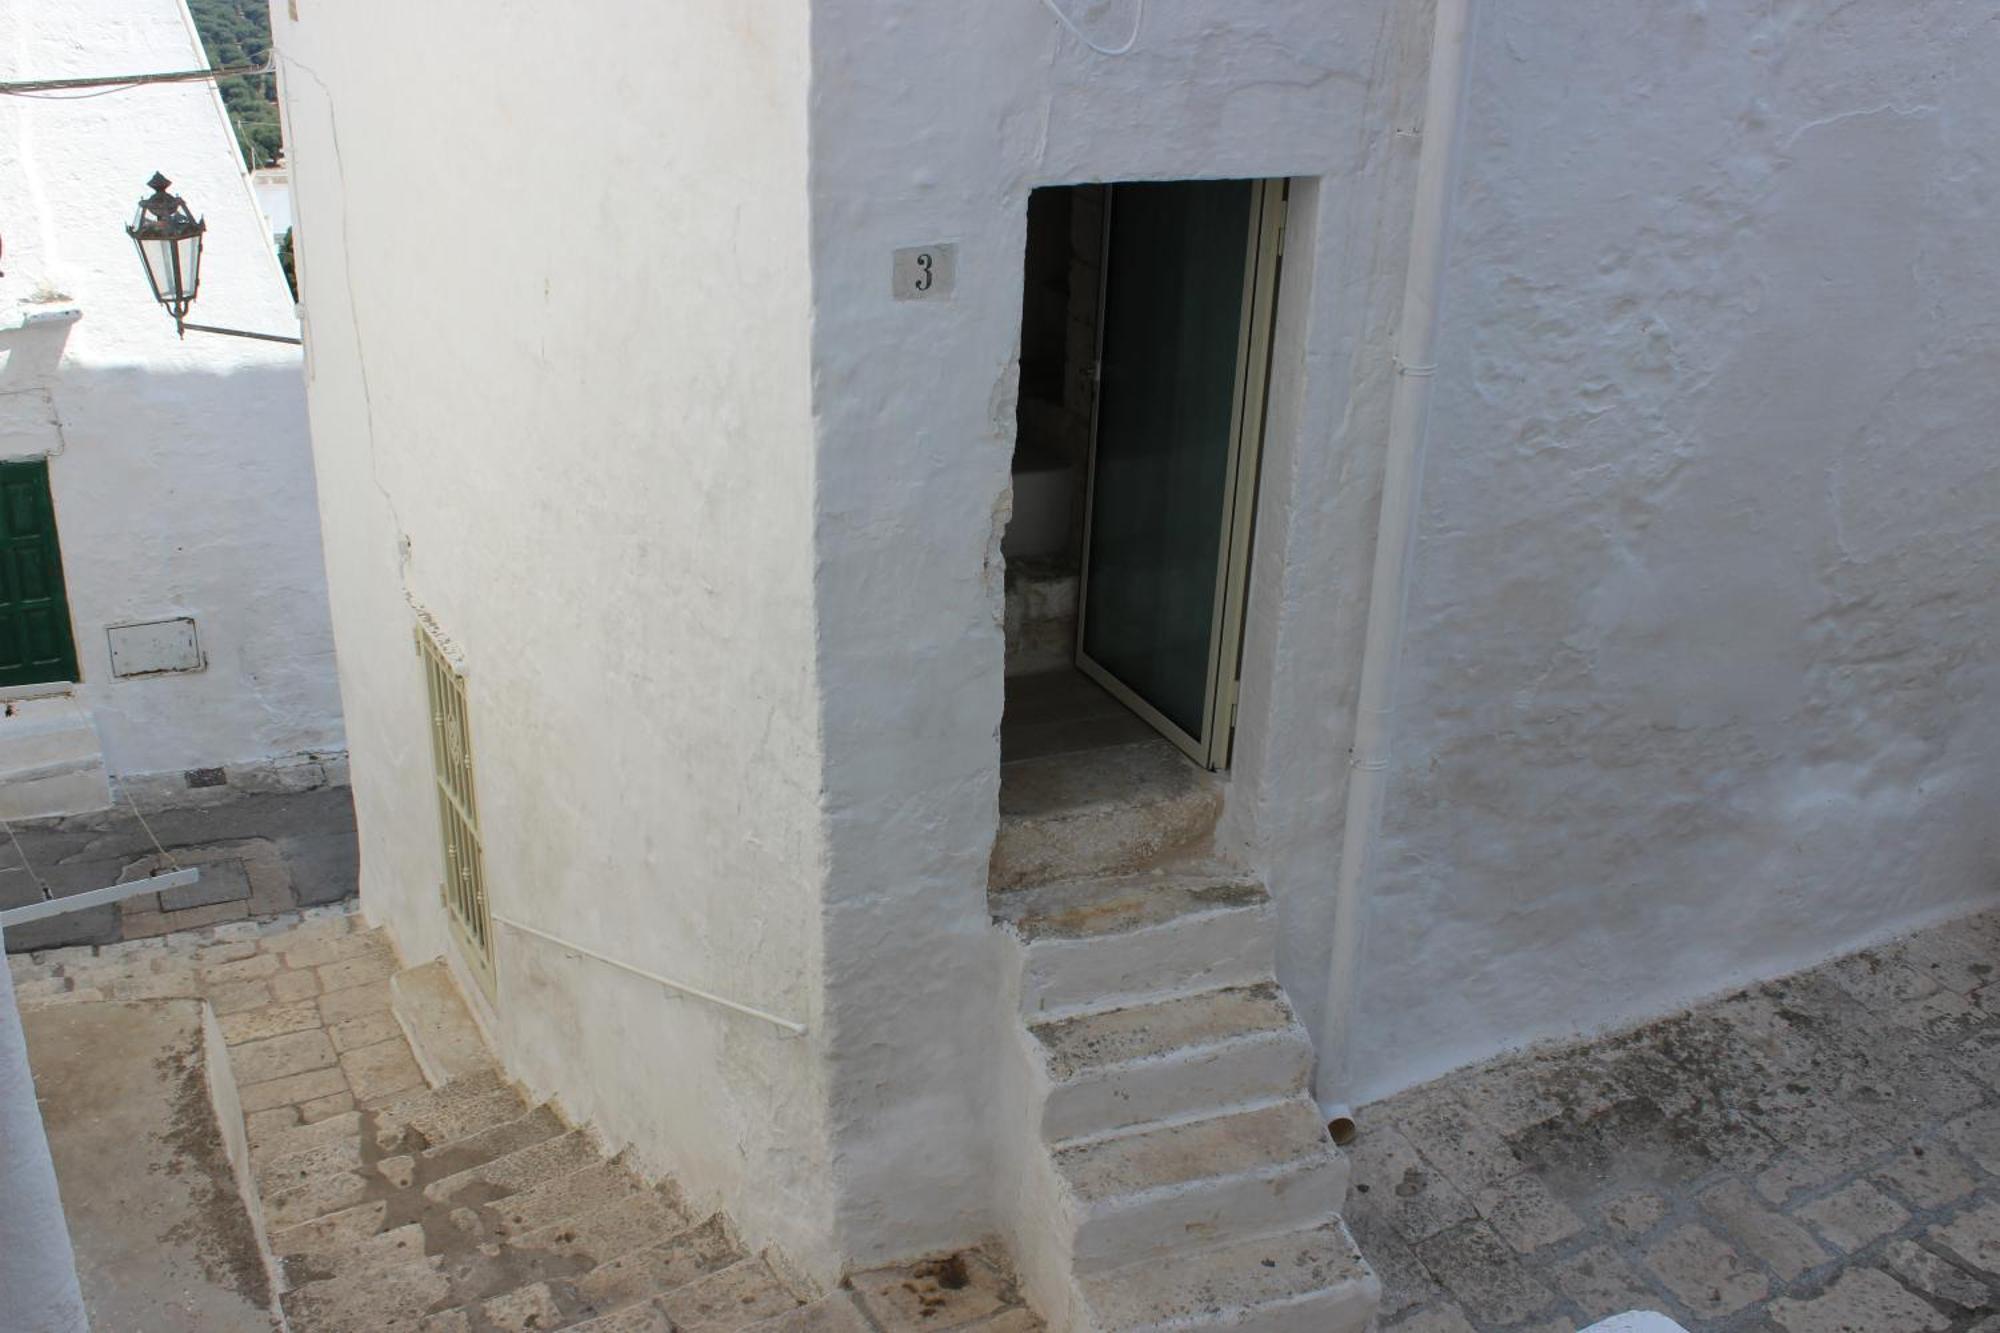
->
[[273, 0, 2000, 1285], [807, 0, 2000, 1249], [804, 0, 1424, 1266], [1342, 2, 2000, 1101], [0, 0, 341, 778], [274, 0, 835, 1275]]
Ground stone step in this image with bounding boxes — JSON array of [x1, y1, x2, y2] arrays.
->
[[281, 1220, 427, 1290], [419, 1282, 566, 1332], [994, 867, 1274, 1018], [406, 1102, 568, 1180], [992, 741, 1223, 892], [269, 1198, 391, 1261], [565, 1214, 740, 1322], [1005, 560, 1079, 678], [373, 1066, 526, 1151], [391, 960, 497, 1088], [746, 1292, 874, 1332], [259, 1134, 367, 1203], [1078, 1220, 1378, 1332], [511, 1187, 695, 1268], [486, 1158, 651, 1240], [1053, 1098, 1347, 1275], [281, 1252, 449, 1332], [424, 1129, 601, 1206], [1031, 983, 1314, 1144], [0, 695, 109, 820], [253, 1108, 365, 1168], [264, 1163, 376, 1229], [563, 1254, 803, 1332]]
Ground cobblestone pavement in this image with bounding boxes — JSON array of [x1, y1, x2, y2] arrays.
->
[[11, 905, 1039, 1331], [1357, 907, 2000, 1333], [1, 783, 358, 952]]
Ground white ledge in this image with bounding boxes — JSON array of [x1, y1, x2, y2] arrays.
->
[[1, 306, 83, 333]]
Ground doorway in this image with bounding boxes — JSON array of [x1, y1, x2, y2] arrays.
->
[[0, 459, 80, 689], [1004, 179, 1285, 772]]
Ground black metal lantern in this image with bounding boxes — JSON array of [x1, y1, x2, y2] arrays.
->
[[128, 172, 205, 334]]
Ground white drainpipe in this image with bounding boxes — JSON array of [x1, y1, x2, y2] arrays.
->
[[1316, 0, 1476, 1142]]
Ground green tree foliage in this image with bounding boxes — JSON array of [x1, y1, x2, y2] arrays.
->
[[278, 228, 297, 300], [187, 0, 282, 169]]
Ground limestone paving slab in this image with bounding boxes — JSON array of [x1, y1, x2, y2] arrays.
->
[[11, 908, 1045, 1333], [1370, 906, 2000, 1331]]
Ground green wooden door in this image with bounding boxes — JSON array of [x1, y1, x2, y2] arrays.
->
[[0, 460, 80, 687]]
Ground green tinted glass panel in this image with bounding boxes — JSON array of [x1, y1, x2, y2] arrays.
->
[[0, 460, 79, 687], [1081, 180, 1252, 739]]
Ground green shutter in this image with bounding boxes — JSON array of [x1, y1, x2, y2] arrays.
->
[[0, 460, 80, 687]]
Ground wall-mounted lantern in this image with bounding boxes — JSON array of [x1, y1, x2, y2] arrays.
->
[[127, 172, 300, 345], [128, 172, 204, 330]]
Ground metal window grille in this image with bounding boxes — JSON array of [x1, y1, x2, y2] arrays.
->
[[417, 622, 494, 997]]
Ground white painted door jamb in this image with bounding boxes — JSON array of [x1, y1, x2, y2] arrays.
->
[[1315, 0, 1476, 1139]]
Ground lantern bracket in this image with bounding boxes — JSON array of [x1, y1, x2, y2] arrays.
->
[[126, 171, 302, 346]]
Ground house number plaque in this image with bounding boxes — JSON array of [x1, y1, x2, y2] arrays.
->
[[892, 243, 956, 301]]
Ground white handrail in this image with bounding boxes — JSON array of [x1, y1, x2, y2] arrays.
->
[[491, 912, 807, 1037]]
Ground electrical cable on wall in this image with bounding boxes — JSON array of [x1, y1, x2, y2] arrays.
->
[[0, 62, 270, 99], [1039, 0, 1144, 56]]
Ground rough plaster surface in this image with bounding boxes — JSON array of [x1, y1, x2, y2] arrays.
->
[[805, 0, 1421, 1269], [274, 0, 833, 1277], [0, 0, 343, 777], [272, 0, 2000, 1287], [1347, 2, 2000, 1102]]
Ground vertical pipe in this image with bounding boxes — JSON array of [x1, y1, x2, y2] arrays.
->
[[1316, 0, 1476, 1139], [0, 932, 89, 1333]]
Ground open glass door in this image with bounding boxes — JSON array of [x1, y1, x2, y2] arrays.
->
[[1075, 178, 1285, 770]]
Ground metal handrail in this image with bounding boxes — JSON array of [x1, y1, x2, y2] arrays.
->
[[491, 912, 807, 1037]]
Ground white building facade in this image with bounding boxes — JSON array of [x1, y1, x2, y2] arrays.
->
[[276, 2, 2000, 1328], [0, 0, 342, 823]]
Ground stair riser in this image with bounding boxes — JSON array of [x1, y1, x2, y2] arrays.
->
[[1100, 1282, 1379, 1333], [0, 725, 101, 773], [1006, 613, 1076, 678], [0, 764, 110, 821], [1019, 907, 1275, 1018], [1069, 1159, 1348, 1276], [992, 790, 1223, 892], [1043, 1038, 1314, 1145]]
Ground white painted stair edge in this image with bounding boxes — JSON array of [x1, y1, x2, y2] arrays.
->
[[0, 695, 109, 821], [990, 868, 1377, 1331]]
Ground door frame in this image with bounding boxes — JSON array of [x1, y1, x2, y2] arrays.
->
[[1073, 177, 1287, 770]]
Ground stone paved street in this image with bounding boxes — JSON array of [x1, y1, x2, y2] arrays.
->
[[1, 782, 358, 952], [1358, 907, 2000, 1332]]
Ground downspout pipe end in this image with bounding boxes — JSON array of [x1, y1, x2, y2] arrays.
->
[[1321, 1101, 1359, 1146]]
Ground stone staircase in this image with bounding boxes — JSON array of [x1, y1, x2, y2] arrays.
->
[[989, 749, 1377, 1330], [246, 966, 862, 1332]]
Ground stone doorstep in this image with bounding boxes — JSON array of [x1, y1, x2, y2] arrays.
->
[[391, 959, 498, 1088], [990, 741, 1225, 892]]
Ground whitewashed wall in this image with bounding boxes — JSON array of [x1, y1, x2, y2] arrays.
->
[[274, 0, 836, 1276], [0, 0, 340, 779], [804, 0, 1423, 1267], [276, 0, 2000, 1283], [1345, 2, 2000, 1100]]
